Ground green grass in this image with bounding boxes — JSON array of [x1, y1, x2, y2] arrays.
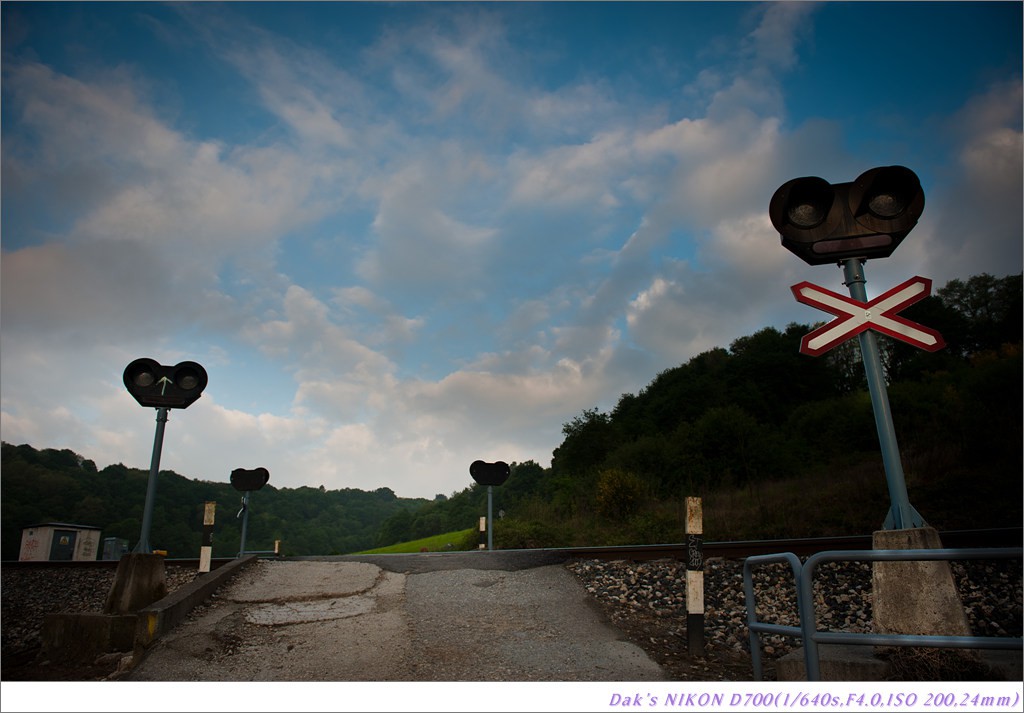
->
[[356, 528, 477, 554]]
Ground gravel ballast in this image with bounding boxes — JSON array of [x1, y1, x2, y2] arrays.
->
[[2, 553, 1019, 682]]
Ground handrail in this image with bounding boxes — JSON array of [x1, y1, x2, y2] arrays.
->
[[744, 547, 1023, 681], [743, 552, 803, 680]]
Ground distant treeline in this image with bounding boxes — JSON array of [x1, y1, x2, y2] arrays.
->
[[3, 273, 1020, 558], [0, 444, 430, 560]]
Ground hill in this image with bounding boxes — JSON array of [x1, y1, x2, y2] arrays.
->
[[3, 273, 1019, 558], [0, 443, 430, 560], [374, 273, 1022, 548]]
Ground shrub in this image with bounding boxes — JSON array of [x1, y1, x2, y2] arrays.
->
[[627, 510, 680, 544], [595, 468, 647, 521], [494, 518, 563, 549]]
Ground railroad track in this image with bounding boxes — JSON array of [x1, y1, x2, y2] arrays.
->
[[566, 526, 1023, 561], [5, 527, 1019, 569]]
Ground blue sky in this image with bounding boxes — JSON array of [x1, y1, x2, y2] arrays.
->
[[2, 1, 1021, 501]]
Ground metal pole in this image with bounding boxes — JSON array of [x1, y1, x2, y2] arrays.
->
[[238, 491, 251, 557], [487, 485, 494, 551], [841, 259, 925, 530], [134, 407, 169, 554]]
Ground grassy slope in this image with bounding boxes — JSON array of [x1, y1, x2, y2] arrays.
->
[[357, 528, 477, 554]]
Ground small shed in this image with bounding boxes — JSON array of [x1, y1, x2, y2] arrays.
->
[[19, 523, 102, 562]]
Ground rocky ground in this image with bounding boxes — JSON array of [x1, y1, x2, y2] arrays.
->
[[1, 564, 200, 681], [566, 556, 1022, 681], [2, 556, 1019, 682]]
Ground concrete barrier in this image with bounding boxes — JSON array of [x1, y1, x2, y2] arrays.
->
[[103, 553, 167, 614], [872, 527, 972, 637], [41, 613, 138, 664], [39, 556, 257, 668], [133, 555, 256, 658]]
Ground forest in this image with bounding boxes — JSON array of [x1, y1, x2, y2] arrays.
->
[[2, 273, 1020, 560], [0, 446, 431, 560]]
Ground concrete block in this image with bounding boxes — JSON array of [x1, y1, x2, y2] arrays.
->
[[871, 527, 972, 637], [982, 650, 1023, 681], [103, 553, 168, 615], [777, 644, 892, 681], [41, 612, 137, 663], [778, 646, 1022, 682]]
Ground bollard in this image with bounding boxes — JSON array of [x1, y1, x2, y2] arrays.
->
[[478, 517, 486, 550], [199, 501, 216, 573], [686, 496, 705, 656]]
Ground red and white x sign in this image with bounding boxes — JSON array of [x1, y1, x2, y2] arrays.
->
[[791, 276, 946, 356]]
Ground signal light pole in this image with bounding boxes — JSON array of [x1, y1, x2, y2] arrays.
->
[[123, 358, 208, 553], [769, 167, 972, 644], [769, 166, 934, 529], [135, 407, 170, 554], [840, 259, 925, 530], [469, 460, 511, 550], [231, 467, 271, 557]]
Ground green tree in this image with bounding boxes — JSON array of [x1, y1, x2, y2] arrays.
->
[[595, 468, 647, 521], [551, 408, 616, 477]]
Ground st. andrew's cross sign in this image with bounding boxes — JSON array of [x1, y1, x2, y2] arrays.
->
[[791, 275, 945, 356]]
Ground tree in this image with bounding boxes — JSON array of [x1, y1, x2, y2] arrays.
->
[[937, 273, 1022, 355], [551, 408, 616, 477]]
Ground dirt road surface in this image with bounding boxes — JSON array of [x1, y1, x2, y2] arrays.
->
[[126, 551, 667, 682]]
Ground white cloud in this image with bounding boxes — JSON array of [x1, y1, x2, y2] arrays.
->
[[2, 2, 1020, 505], [922, 81, 1023, 282]]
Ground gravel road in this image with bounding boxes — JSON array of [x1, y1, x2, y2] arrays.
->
[[125, 556, 667, 681]]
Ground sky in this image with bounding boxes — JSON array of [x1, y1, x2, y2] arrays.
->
[[2, 1, 1021, 502]]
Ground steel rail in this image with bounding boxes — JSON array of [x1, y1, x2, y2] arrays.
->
[[564, 527, 1022, 561], [4, 527, 1018, 568]]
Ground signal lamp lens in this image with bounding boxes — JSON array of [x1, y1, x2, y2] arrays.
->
[[176, 369, 200, 390], [788, 202, 826, 228], [132, 370, 155, 387], [867, 192, 905, 218], [782, 179, 833, 230]]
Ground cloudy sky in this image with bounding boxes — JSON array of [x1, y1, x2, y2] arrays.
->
[[2, 1, 1021, 501]]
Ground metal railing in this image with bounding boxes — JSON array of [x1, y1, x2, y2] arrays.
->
[[743, 547, 1023, 681]]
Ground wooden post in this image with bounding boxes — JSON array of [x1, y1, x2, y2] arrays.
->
[[199, 501, 216, 573], [685, 496, 705, 656]]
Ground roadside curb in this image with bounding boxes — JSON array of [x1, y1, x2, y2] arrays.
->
[[132, 555, 258, 662]]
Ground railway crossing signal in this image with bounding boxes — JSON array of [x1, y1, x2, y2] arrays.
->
[[469, 460, 511, 487], [791, 276, 946, 356], [124, 358, 208, 409], [769, 165, 924, 265], [231, 467, 271, 558], [231, 467, 271, 492], [122, 357, 208, 554], [769, 167, 941, 530], [470, 460, 511, 551]]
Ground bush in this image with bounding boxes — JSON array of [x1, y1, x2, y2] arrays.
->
[[627, 510, 680, 544], [595, 468, 647, 521], [494, 518, 563, 549]]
